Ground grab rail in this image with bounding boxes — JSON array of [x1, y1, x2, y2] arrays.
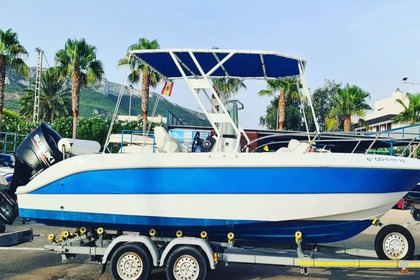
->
[[242, 129, 420, 157]]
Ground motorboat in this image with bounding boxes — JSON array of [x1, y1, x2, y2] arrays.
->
[[3, 49, 420, 244]]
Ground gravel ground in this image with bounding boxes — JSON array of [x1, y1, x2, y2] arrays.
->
[[1, 208, 420, 280]]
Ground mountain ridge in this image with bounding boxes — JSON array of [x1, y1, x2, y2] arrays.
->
[[3, 68, 209, 126]]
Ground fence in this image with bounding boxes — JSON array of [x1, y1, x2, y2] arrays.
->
[[0, 132, 27, 154]]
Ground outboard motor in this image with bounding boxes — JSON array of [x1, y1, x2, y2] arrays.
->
[[0, 123, 63, 227]]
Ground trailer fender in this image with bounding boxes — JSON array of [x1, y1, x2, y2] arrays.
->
[[101, 235, 159, 266], [159, 237, 215, 269]]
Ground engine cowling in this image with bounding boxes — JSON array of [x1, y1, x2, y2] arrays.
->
[[0, 123, 63, 225]]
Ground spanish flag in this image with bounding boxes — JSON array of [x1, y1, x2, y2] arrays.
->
[[161, 81, 174, 96]]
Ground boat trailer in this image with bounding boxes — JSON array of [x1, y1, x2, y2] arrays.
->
[[2, 215, 420, 280], [0, 228, 33, 247]]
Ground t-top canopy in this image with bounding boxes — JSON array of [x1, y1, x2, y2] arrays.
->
[[130, 49, 306, 80]]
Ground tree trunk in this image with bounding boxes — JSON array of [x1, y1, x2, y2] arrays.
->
[[412, 144, 419, 159], [141, 70, 150, 132], [71, 72, 81, 139], [278, 90, 286, 130], [0, 56, 5, 134], [344, 115, 352, 132]]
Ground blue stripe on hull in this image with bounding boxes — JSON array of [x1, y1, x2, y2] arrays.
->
[[19, 208, 372, 244], [31, 167, 420, 195]]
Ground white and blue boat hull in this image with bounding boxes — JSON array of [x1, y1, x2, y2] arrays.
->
[[16, 152, 420, 244]]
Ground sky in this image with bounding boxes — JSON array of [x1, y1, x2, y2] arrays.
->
[[2, 0, 420, 129]]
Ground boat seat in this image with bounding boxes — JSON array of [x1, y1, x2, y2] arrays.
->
[[154, 126, 180, 153], [276, 139, 310, 153]]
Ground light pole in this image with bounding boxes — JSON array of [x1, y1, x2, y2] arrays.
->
[[402, 77, 420, 86], [33, 48, 43, 123], [129, 85, 133, 121]]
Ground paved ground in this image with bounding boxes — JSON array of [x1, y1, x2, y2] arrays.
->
[[1, 208, 420, 280]]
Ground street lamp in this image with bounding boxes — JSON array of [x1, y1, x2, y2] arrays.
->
[[402, 77, 420, 86]]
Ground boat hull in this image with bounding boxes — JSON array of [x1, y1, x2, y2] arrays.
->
[[18, 207, 375, 244], [16, 152, 420, 244]]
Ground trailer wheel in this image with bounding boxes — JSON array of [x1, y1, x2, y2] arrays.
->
[[166, 246, 207, 280], [0, 222, 5, 233], [374, 224, 415, 260], [110, 243, 151, 280]]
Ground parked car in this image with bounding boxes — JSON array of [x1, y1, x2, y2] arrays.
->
[[408, 183, 420, 200]]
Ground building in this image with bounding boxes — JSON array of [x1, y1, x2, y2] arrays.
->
[[354, 89, 409, 132]]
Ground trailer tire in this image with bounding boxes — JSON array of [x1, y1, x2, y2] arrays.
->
[[110, 243, 151, 280], [166, 246, 207, 280], [374, 224, 415, 260], [0, 222, 5, 233]]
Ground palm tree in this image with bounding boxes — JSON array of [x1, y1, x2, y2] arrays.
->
[[55, 38, 104, 138], [394, 93, 420, 124], [395, 93, 420, 158], [0, 28, 29, 132], [211, 78, 246, 114], [20, 67, 71, 123], [259, 77, 299, 130], [212, 78, 246, 102], [119, 38, 161, 132], [326, 83, 371, 132]]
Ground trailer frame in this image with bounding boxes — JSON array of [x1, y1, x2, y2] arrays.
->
[[2, 221, 420, 279]]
